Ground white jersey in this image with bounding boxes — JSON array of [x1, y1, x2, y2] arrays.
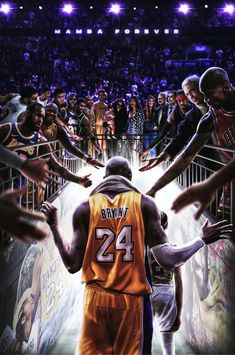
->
[[37, 97, 49, 107], [0, 95, 27, 124]]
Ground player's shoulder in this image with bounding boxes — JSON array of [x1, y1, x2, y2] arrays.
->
[[7, 95, 21, 105], [141, 194, 160, 216]]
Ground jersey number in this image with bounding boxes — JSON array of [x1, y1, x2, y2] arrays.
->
[[95, 226, 133, 263]]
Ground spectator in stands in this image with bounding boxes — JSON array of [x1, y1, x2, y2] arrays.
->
[[143, 95, 158, 157], [127, 95, 144, 164], [144, 67, 235, 216], [140, 75, 209, 170], [0, 103, 92, 206], [76, 98, 102, 155], [155, 92, 168, 152], [85, 95, 96, 130], [141, 90, 191, 159], [0, 86, 38, 124], [52, 87, 67, 121], [166, 90, 177, 117], [112, 98, 128, 156], [93, 89, 108, 151], [41, 103, 103, 169], [38, 87, 51, 107]]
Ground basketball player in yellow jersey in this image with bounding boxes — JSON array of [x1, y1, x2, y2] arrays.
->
[[42, 157, 231, 355]]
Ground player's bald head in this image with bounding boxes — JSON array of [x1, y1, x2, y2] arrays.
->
[[105, 156, 132, 180], [199, 67, 230, 93]]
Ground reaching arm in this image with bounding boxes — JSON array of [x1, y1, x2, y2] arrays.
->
[[172, 158, 235, 219], [142, 195, 231, 270], [149, 120, 172, 150], [40, 136, 92, 187], [146, 130, 211, 197], [58, 126, 104, 168], [0, 189, 47, 243], [41, 201, 89, 273]]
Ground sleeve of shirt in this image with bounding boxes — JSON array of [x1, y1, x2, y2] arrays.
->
[[164, 116, 194, 159]]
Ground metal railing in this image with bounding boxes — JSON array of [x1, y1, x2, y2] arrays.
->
[[0, 135, 234, 228]]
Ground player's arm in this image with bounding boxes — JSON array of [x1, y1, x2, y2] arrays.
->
[[57, 125, 86, 160], [57, 126, 103, 168], [40, 136, 92, 187], [142, 195, 214, 270], [172, 157, 235, 219], [146, 130, 211, 197], [41, 201, 89, 273]]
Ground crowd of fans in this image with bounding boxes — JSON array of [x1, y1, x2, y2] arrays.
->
[[0, 36, 234, 102]]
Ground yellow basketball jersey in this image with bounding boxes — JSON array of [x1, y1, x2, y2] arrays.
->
[[82, 191, 151, 296]]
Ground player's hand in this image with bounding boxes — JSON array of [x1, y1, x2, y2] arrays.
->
[[40, 201, 59, 226], [77, 174, 92, 188], [201, 219, 232, 244], [139, 155, 165, 172], [0, 188, 47, 243], [171, 182, 215, 220], [20, 158, 59, 187], [86, 157, 104, 169]]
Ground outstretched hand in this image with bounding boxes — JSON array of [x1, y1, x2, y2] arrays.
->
[[78, 174, 92, 188], [201, 219, 232, 244], [171, 182, 215, 220], [0, 188, 47, 243], [139, 156, 164, 172], [87, 157, 104, 169]]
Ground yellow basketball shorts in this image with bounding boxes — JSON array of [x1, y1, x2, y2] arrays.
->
[[77, 285, 144, 355]]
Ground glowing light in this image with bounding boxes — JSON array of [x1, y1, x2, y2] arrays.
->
[[20, 5, 23, 9], [133, 6, 136, 10], [109, 3, 121, 14], [223, 3, 234, 14], [0, 3, 10, 14], [178, 3, 190, 14], [38, 5, 43, 10], [204, 4, 208, 8], [89, 6, 93, 9], [174, 29, 179, 34], [62, 3, 74, 14]]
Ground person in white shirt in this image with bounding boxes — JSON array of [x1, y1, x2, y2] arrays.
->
[[0, 86, 38, 124]]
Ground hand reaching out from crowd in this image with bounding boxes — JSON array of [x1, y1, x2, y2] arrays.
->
[[171, 181, 215, 219], [77, 174, 92, 187], [86, 157, 104, 169], [0, 189, 47, 243], [139, 155, 165, 172]]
